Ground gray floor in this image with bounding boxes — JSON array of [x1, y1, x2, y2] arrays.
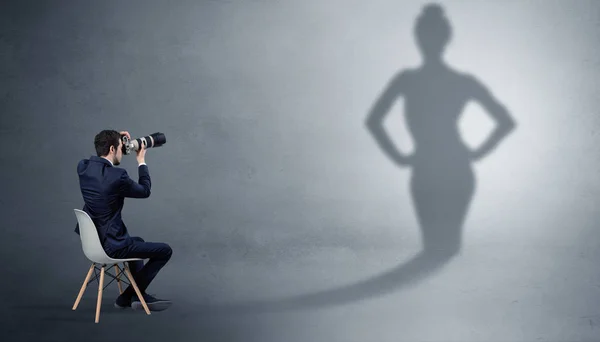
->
[[3, 0, 600, 341], [6, 242, 600, 342]]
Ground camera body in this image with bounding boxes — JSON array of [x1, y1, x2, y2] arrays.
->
[[121, 132, 167, 155]]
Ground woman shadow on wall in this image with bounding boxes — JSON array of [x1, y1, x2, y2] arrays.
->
[[206, 3, 516, 315], [360, 2, 516, 296]]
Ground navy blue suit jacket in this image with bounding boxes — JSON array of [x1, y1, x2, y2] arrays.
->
[[75, 155, 151, 255]]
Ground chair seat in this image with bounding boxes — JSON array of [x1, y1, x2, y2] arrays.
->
[[73, 209, 147, 265], [92, 256, 145, 265]]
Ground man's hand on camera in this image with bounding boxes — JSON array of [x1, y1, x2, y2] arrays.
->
[[120, 131, 131, 140], [136, 143, 146, 165]]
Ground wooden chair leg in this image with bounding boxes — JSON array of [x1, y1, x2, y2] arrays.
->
[[115, 264, 123, 294], [124, 263, 151, 315], [73, 263, 95, 310], [95, 265, 105, 323]]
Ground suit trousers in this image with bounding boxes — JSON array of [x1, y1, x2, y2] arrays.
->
[[110, 236, 172, 298]]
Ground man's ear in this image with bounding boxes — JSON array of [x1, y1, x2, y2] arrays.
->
[[109, 145, 114, 154]]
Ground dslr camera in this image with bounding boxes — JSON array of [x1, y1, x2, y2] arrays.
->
[[121, 132, 167, 155]]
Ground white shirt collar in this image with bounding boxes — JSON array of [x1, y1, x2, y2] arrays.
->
[[102, 157, 114, 166]]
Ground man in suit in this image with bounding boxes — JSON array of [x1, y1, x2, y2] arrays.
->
[[75, 129, 172, 311]]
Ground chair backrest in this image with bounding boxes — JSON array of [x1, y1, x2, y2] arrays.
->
[[73, 209, 111, 263]]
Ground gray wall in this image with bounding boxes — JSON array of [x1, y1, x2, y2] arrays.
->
[[2, 0, 600, 341]]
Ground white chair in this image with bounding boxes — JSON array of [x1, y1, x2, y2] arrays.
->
[[72, 209, 151, 323]]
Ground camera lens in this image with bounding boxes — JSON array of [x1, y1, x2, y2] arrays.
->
[[150, 132, 166, 147]]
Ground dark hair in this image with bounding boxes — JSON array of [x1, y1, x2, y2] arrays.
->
[[94, 129, 121, 157]]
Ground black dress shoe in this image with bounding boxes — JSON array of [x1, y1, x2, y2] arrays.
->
[[114, 294, 133, 309], [132, 293, 172, 312]]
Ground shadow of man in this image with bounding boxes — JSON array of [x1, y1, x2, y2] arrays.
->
[[200, 2, 516, 316]]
